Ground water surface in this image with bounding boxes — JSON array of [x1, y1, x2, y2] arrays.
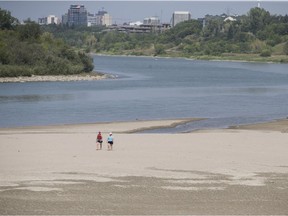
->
[[1, 55, 287, 131]]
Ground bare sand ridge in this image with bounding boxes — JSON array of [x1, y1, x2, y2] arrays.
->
[[0, 72, 111, 83], [0, 118, 288, 215]]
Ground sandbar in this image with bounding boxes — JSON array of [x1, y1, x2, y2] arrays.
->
[[0, 72, 112, 83], [0, 118, 287, 214]]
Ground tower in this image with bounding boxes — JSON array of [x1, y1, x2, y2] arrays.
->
[[257, 0, 261, 8]]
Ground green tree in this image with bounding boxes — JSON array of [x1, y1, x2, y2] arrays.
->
[[78, 51, 94, 72], [0, 8, 19, 30], [246, 7, 271, 34], [203, 16, 224, 39], [17, 20, 42, 41], [0, 9, 95, 77], [160, 20, 202, 44]]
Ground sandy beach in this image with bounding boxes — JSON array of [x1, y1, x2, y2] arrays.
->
[[0, 118, 288, 215], [0, 72, 112, 83]]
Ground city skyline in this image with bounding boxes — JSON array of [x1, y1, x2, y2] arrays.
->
[[1, 1, 288, 24]]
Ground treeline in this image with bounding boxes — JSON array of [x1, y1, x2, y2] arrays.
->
[[43, 7, 288, 62], [94, 7, 288, 59], [173, 8, 288, 57], [0, 8, 94, 77], [1, 7, 288, 76]]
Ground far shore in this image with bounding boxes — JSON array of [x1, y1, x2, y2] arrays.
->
[[0, 71, 114, 83], [93, 52, 288, 64]]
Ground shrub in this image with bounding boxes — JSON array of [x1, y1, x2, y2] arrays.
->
[[260, 49, 272, 57], [284, 42, 288, 55], [0, 65, 32, 77]]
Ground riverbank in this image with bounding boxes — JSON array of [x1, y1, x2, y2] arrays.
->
[[192, 53, 288, 63], [0, 72, 113, 83], [95, 52, 288, 64], [0, 118, 287, 214]]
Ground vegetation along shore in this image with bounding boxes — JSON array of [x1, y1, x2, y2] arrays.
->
[[0, 7, 288, 80], [0, 8, 94, 78]]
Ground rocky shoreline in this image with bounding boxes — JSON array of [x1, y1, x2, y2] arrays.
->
[[0, 72, 114, 83]]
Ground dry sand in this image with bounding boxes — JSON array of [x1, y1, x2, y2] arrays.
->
[[0, 72, 111, 83], [0, 118, 288, 215]]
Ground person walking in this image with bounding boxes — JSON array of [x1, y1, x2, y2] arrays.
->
[[107, 132, 114, 151], [96, 132, 103, 150]]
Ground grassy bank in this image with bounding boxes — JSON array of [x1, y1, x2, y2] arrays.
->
[[193, 54, 288, 63], [95, 50, 288, 64]]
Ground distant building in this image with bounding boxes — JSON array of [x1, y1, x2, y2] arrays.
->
[[224, 16, 237, 22], [87, 13, 98, 26], [102, 13, 112, 26], [87, 9, 112, 27], [143, 16, 160, 25], [107, 22, 170, 34], [38, 18, 46, 25], [129, 21, 143, 26], [38, 15, 60, 25], [161, 23, 171, 31], [67, 5, 87, 27], [172, 11, 191, 27], [62, 13, 68, 25]]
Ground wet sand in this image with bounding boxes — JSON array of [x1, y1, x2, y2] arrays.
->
[[0, 118, 288, 215], [229, 118, 288, 133]]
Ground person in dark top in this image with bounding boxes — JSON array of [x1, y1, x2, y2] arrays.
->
[[96, 132, 103, 150]]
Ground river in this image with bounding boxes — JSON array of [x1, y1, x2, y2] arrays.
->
[[0, 55, 288, 132]]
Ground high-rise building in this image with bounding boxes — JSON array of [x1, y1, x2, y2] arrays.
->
[[67, 5, 87, 27], [172, 11, 191, 27], [38, 15, 60, 25], [87, 9, 112, 27], [87, 13, 97, 27], [102, 13, 112, 26]]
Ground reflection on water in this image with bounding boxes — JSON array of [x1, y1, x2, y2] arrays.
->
[[0, 94, 74, 103], [235, 87, 285, 94]]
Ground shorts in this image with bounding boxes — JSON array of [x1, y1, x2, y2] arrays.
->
[[108, 141, 113, 145], [97, 140, 103, 143]]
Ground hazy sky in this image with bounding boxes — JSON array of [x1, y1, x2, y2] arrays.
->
[[1, 1, 288, 24]]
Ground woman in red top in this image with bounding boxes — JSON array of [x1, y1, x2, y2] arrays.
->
[[96, 132, 103, 150]]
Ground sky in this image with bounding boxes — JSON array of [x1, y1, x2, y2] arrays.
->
[[1, 1, 288, 24]]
